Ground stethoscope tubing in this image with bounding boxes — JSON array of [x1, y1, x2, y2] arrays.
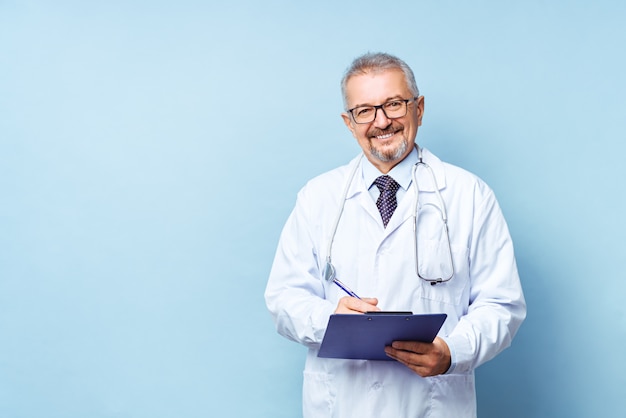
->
[[324, 145, 454, 285]]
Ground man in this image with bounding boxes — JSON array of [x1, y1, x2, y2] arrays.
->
[[265, 52, 526, 417]]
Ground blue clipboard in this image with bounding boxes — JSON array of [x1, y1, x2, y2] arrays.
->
[[318, 312, 447, 361]]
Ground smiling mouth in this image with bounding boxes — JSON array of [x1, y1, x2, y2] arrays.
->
[[371, 128, 401, 141], [369, 122, 403, 141]]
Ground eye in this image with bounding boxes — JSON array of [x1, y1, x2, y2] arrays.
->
[[384, 100, 403, 110], [355, 107, 374, 117]]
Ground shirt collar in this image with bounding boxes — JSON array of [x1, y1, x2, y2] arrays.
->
[[344, 145, 447, 198], [362, 146, 419, 192]]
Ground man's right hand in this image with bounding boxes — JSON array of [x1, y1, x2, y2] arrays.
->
[[334, 297, 380, 314]]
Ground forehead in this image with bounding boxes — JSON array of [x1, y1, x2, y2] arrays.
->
[[344, 69, 410, 107]]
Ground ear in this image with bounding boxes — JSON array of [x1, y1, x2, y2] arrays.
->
[[341, 112, 357, 138], [416, 96, 425, 127]]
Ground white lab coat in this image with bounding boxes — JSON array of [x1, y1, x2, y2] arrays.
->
[[265, 148, 526, 418]]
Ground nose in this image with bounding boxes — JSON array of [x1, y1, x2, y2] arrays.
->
[[372, 106, 391, 128]]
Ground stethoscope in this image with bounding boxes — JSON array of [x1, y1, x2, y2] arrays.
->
[[322, 145, 454, 295]]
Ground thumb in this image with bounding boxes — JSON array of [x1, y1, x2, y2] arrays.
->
[[361, 297, 380, 309]]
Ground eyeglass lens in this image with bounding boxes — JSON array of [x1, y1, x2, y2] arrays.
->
[[352, 100, 408, 124]]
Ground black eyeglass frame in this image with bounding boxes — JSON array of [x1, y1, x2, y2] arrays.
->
[[347, 96, 419, 124]]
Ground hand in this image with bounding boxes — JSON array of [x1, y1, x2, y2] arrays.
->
[[334, 297, 380, 314], [384, 337, 451, 377]]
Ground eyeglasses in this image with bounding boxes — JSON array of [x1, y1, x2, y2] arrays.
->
[[347, 97, 418, 124]]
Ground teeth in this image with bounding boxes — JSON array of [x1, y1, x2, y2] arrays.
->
[[377, 133, 394, 140]]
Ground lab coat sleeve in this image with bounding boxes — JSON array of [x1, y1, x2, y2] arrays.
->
[[445, 186, 526, 374], [264, 188, 335, 349]]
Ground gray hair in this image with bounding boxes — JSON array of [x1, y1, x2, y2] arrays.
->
[[341, 52, 420, 110]]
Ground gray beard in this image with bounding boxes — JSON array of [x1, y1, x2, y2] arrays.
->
[[370, 138, 408, 163]]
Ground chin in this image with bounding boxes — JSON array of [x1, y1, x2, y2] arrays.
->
[[371, 139, 409, 163]]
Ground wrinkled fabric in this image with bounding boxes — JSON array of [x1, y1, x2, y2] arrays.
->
[[265, 148, 526, 418]]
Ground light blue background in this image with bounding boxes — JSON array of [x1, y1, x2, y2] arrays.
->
[[1, 1, 625, 417]]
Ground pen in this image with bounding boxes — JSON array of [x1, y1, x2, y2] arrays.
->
[[332, 278, 361, 299]]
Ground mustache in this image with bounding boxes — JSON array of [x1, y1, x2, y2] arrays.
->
[[367, 122, 403, 137]]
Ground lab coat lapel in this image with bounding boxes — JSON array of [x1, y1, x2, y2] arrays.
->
[[384, 181, 415, 234], [416, 148, 447, 192], [348, 175, 383, 228]]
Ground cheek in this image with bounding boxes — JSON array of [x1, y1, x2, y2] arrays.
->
[[353, 126, 370, 141], [405, 118, 420, 137]]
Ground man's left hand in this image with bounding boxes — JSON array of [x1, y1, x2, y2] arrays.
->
[[384, 337, 451, 377]]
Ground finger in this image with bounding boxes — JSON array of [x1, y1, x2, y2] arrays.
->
[[384, 348, 430, 377], [385, 339, 451, 377], [335, 296, 379, 314], [346, 297, 379, 312], [390, 340, 429, 354], [360, 298, 380, 310], [384, 345, 421, 364]]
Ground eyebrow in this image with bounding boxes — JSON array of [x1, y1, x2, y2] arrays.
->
[[350, 95, 406, 109]]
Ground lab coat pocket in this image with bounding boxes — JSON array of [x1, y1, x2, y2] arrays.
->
[[417, 239, 469, 306], [302, 371, 336, 417], [430, 373, 476, 417]]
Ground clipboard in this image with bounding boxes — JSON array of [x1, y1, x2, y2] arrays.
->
[[318, 312, 447, 361]]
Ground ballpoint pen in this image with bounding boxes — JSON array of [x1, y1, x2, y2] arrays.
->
[[332, 278, 361, 299]]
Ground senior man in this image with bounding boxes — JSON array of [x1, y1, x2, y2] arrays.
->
[[265, 52, 526, 417]]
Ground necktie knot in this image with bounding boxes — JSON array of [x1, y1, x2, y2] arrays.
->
[[374, 175, 400, 194], [373, 175, 400, 228]]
